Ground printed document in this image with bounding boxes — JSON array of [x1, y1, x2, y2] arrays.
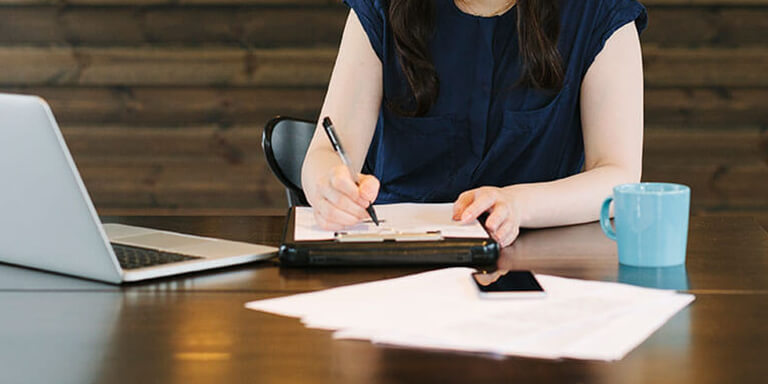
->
[[245, 268, 694, 361]]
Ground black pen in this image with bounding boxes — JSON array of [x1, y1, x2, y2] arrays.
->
[[322, 116, 380, 226]]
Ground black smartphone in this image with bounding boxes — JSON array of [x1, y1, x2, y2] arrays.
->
[[471, 270, 546, 299]]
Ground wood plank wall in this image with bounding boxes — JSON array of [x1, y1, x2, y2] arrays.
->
[[0, 0, 766, 226]]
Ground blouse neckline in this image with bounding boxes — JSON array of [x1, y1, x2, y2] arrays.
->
[[450, 0, 518, 20]]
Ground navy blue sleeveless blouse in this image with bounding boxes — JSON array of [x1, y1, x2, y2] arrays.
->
[[343, 0, 648, 204]]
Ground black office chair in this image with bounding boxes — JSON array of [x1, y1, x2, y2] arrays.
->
[[262, 116, 317, 207]]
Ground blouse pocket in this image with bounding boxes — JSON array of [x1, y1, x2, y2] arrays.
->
[[474, 85, 571, 183], [377, 111, 470, 201], [498, 84, 571, 152], [501, 84, 570, 131]]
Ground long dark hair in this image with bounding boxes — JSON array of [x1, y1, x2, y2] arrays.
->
[[388, 0, 564, 117]]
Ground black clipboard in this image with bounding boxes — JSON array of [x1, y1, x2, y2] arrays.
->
[[278, 206, 499, 267]]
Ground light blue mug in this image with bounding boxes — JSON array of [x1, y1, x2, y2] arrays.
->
[[600, 183, 690, 267]]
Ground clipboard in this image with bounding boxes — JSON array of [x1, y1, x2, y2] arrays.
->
[[278, 206, 499, 267]]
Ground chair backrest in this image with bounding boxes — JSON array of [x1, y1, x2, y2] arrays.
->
[[262, 116, 316, 207]]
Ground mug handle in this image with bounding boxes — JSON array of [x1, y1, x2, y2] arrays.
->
[[600, 197, 617, 241]]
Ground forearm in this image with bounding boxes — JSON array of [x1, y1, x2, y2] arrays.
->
[[300, 10, 382, 208], [505, 164, 640, 228]]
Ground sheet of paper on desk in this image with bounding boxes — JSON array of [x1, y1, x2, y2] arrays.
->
[[294, 203, 489, 241], [245, 268, 694, 361]]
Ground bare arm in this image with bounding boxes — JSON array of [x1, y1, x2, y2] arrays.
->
[[455, 21, 644, 245], [301, 10, 384, 230]]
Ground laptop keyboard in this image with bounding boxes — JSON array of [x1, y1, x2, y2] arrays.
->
[[111, 243, 202, 270]]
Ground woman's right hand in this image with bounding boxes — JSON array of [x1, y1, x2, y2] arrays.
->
[[308, 164, 380, 230]]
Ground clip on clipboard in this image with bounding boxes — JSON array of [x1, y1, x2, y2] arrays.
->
[[334, 229, 444, 242], [278, 206, 499, 267]]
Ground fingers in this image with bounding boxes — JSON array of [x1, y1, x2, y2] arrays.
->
[[496, 222, 520, 247], [313, 166, 381, 230], [312, 166, 369, 230], [454, 188, 520, 247], [357, 174, 380, 203], [314, 196, 364, 229], [323, 185, 368, 219], [313, 208, 343, 231], [485, 204, 518, 247], [329, 166, 367, 206], [484, 202, 510, 233], [452, 191, 475, 220], [459, 189, 498, 224]]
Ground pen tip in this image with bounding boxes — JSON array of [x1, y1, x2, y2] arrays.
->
[[366, 205, 379, 226]]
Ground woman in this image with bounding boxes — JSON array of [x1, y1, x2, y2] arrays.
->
[[301, 0, 647, 247]]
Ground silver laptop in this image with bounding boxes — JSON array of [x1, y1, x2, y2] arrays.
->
[[0, 93, 277, 284]]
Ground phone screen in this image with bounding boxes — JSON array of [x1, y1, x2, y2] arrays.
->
[[472, 270, 544, 293]]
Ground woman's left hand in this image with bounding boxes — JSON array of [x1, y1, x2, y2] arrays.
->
[[452, 186, 522, 247]]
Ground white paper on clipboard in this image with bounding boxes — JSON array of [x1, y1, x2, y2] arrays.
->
[[294, 203, 489, 241]]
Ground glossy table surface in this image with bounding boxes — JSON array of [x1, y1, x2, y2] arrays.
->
[[0, 216, 766, 383]]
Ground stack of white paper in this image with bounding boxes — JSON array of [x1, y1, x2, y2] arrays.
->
[[245, 268, 694, 361]]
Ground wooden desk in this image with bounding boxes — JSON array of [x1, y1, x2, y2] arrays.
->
[[0, 216, 766, 383]]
